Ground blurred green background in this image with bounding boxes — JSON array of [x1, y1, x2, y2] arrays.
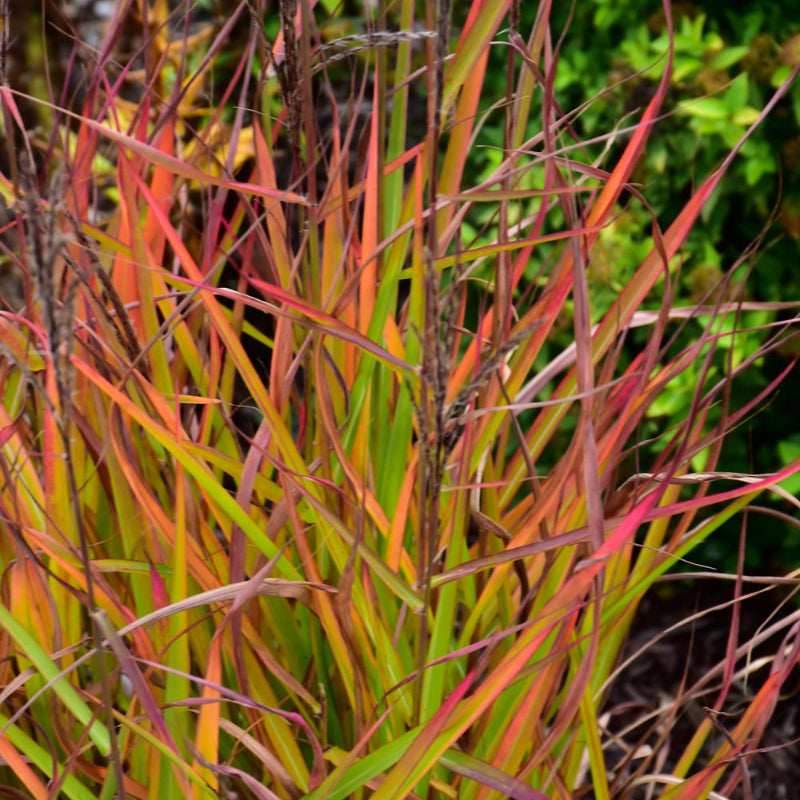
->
[[455, 0, 800, 574]]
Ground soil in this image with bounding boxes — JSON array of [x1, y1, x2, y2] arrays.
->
[[590, 579, 800, 800]]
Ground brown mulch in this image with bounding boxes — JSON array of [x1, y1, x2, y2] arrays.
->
[[594, 579, 800, 800]]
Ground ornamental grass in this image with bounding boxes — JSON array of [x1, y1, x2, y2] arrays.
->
[[0, 1, 798, 798]]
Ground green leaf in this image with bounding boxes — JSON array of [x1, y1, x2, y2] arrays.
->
[[724, 73, 749, 112], [678, 96, 729, 120], [778, 438, 800, 496], [0, 603, 111, 756], [712, 45, 751, 70], [306, 731, 420, 800], [744, 153, 773, 185], [733, 106, 761, 125], [0, 711, 99, 800]]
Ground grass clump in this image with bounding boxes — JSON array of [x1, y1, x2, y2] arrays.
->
[[0, 1, 798, 798]]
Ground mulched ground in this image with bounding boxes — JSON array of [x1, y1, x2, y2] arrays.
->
[[591, 579, 800, 800]]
